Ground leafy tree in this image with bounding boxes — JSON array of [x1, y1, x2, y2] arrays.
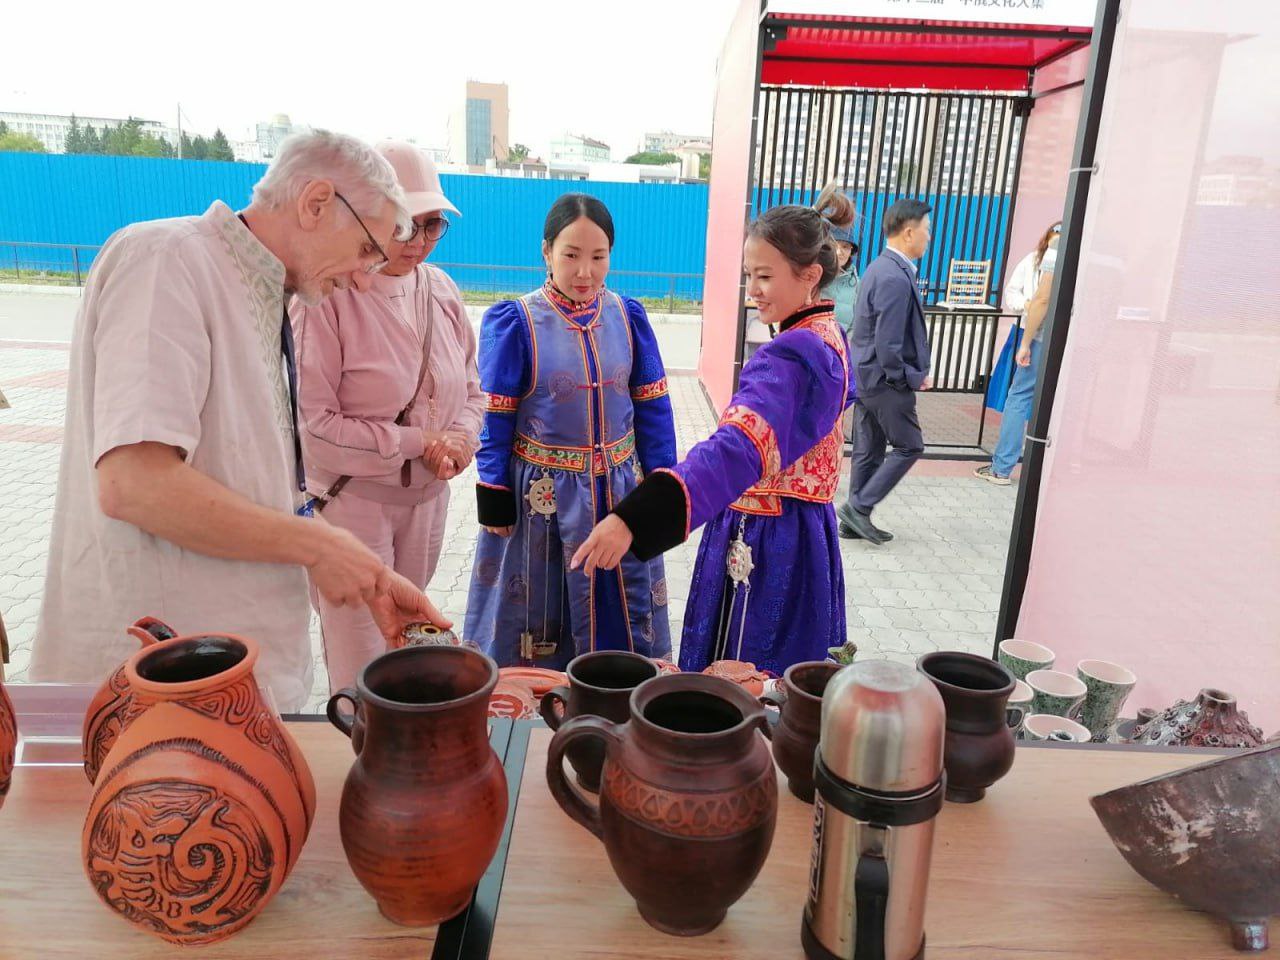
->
[[699, 153, 711, 180], [0, 121, 8, 138], [508, 143, 530, 162], [102, 117, 145, 156], [624, 150, 679, 165], [207, 128, 234, 161], [132, 134, 173, 158], [180, 132, 211, 159], [0, 131, 46, 153], [81, 124, 103, 154], [65, 115, 83, 153]]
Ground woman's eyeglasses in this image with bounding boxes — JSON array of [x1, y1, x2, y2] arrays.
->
[[404, 216, 450, 243]]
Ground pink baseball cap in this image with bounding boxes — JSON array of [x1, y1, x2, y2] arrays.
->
[[375, 140, 460, 217]]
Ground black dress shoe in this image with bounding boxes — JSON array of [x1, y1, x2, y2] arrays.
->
[[839, 520, 894, 542], [836, 503, 887, 545]]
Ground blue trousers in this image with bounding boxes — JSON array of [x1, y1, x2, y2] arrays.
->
[[991, 337, 1043, 477]]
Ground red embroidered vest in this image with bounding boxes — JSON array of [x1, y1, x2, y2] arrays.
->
[[723, 313, 849, 517]]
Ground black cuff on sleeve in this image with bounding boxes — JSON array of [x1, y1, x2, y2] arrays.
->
[[613, 471, 689, 562], [477, 484, 518, 527]]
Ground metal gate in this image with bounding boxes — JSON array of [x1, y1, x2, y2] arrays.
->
[[750, 86, 1031, 451]]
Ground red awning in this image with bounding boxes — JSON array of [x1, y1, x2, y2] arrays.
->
[[762, 16, 1091, 91]]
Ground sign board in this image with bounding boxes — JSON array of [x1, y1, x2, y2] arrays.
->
[[765, 0, 1098, 29]]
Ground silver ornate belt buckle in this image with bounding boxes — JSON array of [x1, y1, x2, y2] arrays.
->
[[727, 536, 754, 584], [526, 476, 557, 517]]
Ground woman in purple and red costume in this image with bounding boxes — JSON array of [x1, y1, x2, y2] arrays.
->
[[572, 199, 856, 674]]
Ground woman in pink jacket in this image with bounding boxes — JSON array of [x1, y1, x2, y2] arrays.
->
[[292, 141, 483, 693]]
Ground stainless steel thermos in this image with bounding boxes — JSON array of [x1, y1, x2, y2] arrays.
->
[[802, 660, 947, 960]]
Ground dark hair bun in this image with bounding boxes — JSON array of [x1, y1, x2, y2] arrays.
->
[[814, 182, 856, 230]]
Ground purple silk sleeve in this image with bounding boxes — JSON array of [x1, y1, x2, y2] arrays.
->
[[673, 328, 849, 531], [475, 300, 531, 525]]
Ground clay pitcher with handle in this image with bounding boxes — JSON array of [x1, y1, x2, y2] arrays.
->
[[328, 645, 508, 926], [546, 672, 777, 937]]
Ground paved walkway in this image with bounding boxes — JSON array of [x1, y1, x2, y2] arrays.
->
[[0, 336, 1017, 713]]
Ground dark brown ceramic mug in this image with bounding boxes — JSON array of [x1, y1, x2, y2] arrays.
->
[[759, 660, 842, 803], [918, 651, 1017, 803], [540, 650, 659, 792]]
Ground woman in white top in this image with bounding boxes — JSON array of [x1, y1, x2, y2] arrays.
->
[[975, 221, 1060, 484]]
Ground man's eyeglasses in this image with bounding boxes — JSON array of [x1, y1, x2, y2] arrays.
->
[[334, 191, 389, 274], [404, 215, 450, 244]]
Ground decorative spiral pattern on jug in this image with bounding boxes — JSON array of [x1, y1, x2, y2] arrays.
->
[[86, 780, 275, 942], [83, 665, 133, 783]]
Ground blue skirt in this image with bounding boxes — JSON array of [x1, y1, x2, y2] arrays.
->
[[465, 459, 671, 668]]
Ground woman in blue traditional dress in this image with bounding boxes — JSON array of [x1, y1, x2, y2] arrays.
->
[[465, 194, 677, 667], [572, 202, 855, 675]]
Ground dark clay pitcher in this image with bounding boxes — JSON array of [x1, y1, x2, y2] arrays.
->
[[540, 650, 659, 792], [328, 646, 508, 925], [546, 673, 777, 937], [759, 660, 842, 803], [918, 651, 1018, 803]]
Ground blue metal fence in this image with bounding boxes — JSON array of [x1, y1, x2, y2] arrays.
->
[[753, 187, 1013, 306], [0, 153, 711, 300], [0, 152, 1014, 304]]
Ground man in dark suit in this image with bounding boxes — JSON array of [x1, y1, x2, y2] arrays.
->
[[837, 198, 932, 546]]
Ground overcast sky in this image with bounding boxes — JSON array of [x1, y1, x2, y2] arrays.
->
[[4, 0, 1275, 164], [3, 0, 741, 157]]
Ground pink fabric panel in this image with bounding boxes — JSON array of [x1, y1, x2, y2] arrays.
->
[[1016, 1, 1280, 733], [700, 0, 762, 414], [1034, 39, 1090, 91], [1005, 46, 1089, 282]]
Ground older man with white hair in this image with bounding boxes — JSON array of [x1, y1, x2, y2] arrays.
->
[[29, 129, 449, 711]]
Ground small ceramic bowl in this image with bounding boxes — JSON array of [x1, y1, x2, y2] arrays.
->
[[1023, 714, 1091, 742]]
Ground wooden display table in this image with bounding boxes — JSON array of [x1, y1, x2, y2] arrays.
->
[[0, 713, 1250, 960], [0, 717, 514, 960], [482, 726, 1245, 960]]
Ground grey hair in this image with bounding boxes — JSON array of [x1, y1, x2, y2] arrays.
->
[[252, 129, 412, 238]]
